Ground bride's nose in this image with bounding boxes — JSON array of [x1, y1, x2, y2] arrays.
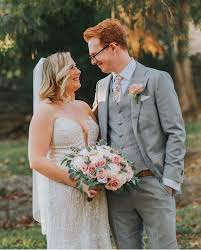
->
[[76, 67, 81, 75]]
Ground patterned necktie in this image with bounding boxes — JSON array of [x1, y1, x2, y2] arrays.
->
[[113, 75, 122, 103]]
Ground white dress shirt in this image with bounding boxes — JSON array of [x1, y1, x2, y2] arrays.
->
[[112, 58, 180, 191], [112, 58, 136, 94]]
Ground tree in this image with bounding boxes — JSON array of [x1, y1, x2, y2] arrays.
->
[[96, 0, 201, 117], [0, 0, 106, 103]]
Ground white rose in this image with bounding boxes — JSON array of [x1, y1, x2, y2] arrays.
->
[[71, 156, 85, 170]]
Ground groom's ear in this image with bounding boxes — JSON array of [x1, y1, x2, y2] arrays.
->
[[109, 42, 119, 52]]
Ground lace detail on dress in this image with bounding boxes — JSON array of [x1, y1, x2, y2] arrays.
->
[[43, 117, 112, 249]]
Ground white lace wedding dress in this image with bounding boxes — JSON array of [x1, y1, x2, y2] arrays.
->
[[43, 116, 112, 249]]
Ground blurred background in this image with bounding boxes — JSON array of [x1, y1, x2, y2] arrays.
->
[[0, 0, 201, 248]]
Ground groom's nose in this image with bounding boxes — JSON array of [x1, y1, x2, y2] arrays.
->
[[90, 57, 98, 65]]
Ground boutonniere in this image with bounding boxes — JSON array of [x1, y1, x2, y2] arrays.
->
[[128, 84, 144, 104]]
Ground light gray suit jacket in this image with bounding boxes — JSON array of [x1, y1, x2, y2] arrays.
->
[[93, 61, 186, 184]]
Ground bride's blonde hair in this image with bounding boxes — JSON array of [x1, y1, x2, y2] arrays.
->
[[39, 52, 75, 103]]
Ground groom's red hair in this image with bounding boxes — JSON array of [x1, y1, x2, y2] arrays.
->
[[83, 18, 128, 49]]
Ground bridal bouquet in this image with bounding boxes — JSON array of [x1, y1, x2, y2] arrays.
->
[[61, 141, 140, 196]]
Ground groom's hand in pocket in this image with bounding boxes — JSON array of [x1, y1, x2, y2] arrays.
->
[[164, 185, 173, 194]]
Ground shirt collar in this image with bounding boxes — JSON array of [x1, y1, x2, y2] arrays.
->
[[112, 58, 136, 81]]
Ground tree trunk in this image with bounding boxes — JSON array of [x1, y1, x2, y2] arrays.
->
[[173, 51, 199, 117], [172, 0, 200, 118]]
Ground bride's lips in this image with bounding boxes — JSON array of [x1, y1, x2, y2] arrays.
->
[[73, 76, 80, 81]]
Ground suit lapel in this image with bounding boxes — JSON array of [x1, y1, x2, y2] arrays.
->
[[98, 74, 112, 141], [130, 61, 149, 139]]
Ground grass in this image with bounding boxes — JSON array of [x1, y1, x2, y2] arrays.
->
[[185, 120, 201, 150], [0, 205, 200, 249], [0, 120, 200, 248], [177, 204, 201, 249], [0, 224, 46, 249], [0, 137, 30, 176]]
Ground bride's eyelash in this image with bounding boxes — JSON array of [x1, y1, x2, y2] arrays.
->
[[70, 64, 76, 69]]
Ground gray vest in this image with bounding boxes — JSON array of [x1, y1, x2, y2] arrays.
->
[[108, 80, 147, 173]]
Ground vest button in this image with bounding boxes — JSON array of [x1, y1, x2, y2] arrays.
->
[[119, 134, 123, 138], [118, 122, 123, 126]]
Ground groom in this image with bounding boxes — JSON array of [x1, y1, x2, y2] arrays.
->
[[83, 19, 186, 249]]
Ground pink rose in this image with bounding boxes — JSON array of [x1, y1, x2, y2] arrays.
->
[[106, 163, 121, 178], [112, 155, 122, 165], [79, 163, 88, 174], [105, 177, 122, 191], [95, 158, 106, 168], [86, 163, 97, 178], [125, 166, 134, 182], [128, 84, 144, 96], [96, 168, 108, 183]]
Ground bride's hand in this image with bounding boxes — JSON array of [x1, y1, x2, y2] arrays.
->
[[82, 183, 98, 199]]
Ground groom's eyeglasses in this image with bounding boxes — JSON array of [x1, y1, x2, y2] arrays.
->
[[89, 44, 109, 61]]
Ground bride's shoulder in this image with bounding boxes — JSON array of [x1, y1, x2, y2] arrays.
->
[[33, 100, 56, 120], [75, 100, 91, 112], [38, 100, 55, 112], [75, 100, 97, 122]]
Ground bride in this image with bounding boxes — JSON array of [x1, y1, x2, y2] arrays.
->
[[28, 52, 112, 249]]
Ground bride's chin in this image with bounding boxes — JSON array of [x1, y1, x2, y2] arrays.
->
[[75, 82, 81, 90]]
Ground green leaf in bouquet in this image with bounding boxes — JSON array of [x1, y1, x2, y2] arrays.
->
[[70, 146, 81, 153], [67, 154, 76, 158], [97, 139, 107, 146], [88, 183, 94, 190], [105, 165, 111, 170], [66, 159, 72, 165], [68, 169, 74, 174], [84, 156, 91, 164], [85, 145, 91, 151], [106, 158, 112, 164], [114, 186, 124, 194], [131, 176, 141, 188], [82, 179, 91, 186], [75, 171, 82, 180], [121, 162, 127, 168], [69, 173, 76, 179], [125, 182, 134, 192], [61, 158, 68, 165], [95, 168, 101, 173], [136, 177, 141, 186], [88, 181, 100, 190], [76, 180, 83, 192]]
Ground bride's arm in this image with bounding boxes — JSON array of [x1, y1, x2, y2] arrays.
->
[[28, 104, 97, 198], [28, 103, 75, 186]]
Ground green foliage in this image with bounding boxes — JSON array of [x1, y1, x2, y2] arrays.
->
[[177, 205, 201, 249], [190, 0, 201, 27], [186, 121, 201, 149], [0, 206, 200, 249], [177, 204, 201, 234], [0, 0, 107, 102], [0, 137, 30, 176], [191, 53, 201, 105], [0, 225, 46, 249], [96, 0, 201, 60]]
